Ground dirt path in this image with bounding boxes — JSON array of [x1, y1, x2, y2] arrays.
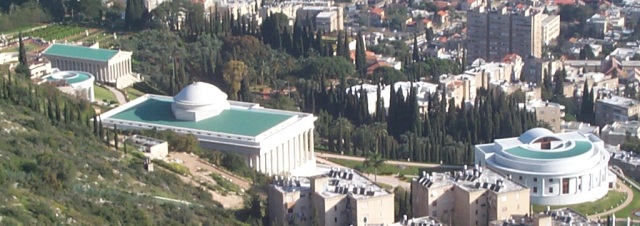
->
[[316, 157, 410, 190], [170, 152, 251, 190], [157, 167, 244, 209], [104, 85, 127, 105], [316, 152, 463, 170]]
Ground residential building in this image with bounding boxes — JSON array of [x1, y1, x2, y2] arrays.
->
[[100, 82, 317, 175], [145, 0, 170, 11], [439, 74, 477, 107], [411, 167, 530, 226], [489, 208, 602, 226], [518, 99, 565, 132], [475, 128, 617, 205], [128, 135, 169, 159], [595, 94, 640, 126], [467, 5, 543, 62], [390, 216, 446, 226], [267, 167, 394, 226], [559, 121, 599, 135], [540, 14, 560, 45], [297, 6, 344, 31], [43, 44, 140, 89], [600, 120, 640, 146]]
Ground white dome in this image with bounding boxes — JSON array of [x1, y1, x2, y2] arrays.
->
[[171, 82, 231, 121], [174, 82, 228, 105]]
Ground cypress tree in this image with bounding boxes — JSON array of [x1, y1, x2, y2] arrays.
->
[[114, 125, 119, 148], [412, 34, 420, 63], [18, 32, 27, 66], [355, 31, 367, 77]]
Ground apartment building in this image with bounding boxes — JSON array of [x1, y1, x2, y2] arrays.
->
[[411, 167, 530, 226], [490, 208, 602, 226], [267, 167, 394, 226], [595, 94, 640, 126], [518, 99, 565, 132], [467, 5, 544, 62], [600, 120, 640, 146], [439, 74, 477, 107], [391, 216, 446, 226], [296, 5, 344, 31], [540, 14, 560, 45]]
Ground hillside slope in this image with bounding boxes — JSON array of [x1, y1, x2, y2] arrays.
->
[[0, 80, 245, 225]]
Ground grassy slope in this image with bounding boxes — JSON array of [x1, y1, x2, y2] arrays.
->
[[0, 99, 245, 225], [532, 191, 626, 215]]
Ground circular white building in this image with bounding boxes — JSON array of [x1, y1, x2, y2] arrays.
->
[[171, 82, 231, 121], [40, 70, 95, 102], [475, 128, 616, 206]]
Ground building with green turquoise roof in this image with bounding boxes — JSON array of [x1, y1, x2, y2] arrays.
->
[[42, 43, 140, 88], [474, 128, 616, 205], [99, 82, 317, 176]]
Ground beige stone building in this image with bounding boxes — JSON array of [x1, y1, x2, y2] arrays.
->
[[601, 120, 640, 146], [128, 135, 169, 160], [467, 5, 543, 62], [518, 99, 565, 132], [43, 44, 139, 89], [489, 208, 602, 226], [595, 94, 640, 126], [540, 14, 560, 45], [267, 167, 394, 226], [411, 167, 530, 226]]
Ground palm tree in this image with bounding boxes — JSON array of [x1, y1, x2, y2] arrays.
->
[[363, 151, 385, 183]]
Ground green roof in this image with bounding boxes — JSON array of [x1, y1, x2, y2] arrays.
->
[[46, 72, 92, 84], [107, 97, 293, 137], [44, 44, 118, 62], [505, 141, 592, 159]]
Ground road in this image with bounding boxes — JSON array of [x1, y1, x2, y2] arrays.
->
[[316, 157, 410, 190], [104, 85, 127, 105], [315, 152, 463, 169]]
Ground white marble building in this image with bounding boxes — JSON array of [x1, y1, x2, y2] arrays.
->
[[99, 82, 317, 175], [475, 128, 616, 205]]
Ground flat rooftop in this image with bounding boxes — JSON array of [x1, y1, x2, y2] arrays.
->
[[414, 166, 528, 193], [597, 95, 640, 108], [317, 166, 390, 199], [44, 44, 118, 62], [490, 208, 600, 226], [106, 96, 293, 137]]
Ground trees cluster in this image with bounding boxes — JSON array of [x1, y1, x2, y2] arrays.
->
[[577, 81, 595, 124], [301, 76, 537, 164]]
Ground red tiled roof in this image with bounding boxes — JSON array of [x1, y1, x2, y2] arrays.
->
[[553, 0, 575, 5], [370, 8, 384, 15], [502, 53, 521, 62], [437, 10, 448, 16]]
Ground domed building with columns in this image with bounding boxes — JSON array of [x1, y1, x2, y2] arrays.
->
[[474, 128, 616, 206], [99, 82, 317, 175]]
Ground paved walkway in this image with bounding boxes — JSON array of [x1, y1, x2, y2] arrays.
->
[[588, 181, 634, 220], [315, 152, 463, 169], [170, 152, 251, 190], [316, 157, 410, 190], [104, 85, 127, 105]]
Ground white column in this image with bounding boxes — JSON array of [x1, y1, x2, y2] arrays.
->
[[287, 139, 292, 171], [281, 143, 286, 173], [128, 59, 131, 73], [309, 129, 314, 160], [292, 136, 298, 168], [260, 153, 266, 174], [298, 133, 304, 163], [266, 151, 272, 175]]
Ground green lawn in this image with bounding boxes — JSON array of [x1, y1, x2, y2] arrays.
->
[[0, 42, 39, 53], [324, 157, 453, 176], [94, 85, 117, 104], [125, 87, 145, 100], [616, 179, 640, 219], [532, 190, 627, 216]]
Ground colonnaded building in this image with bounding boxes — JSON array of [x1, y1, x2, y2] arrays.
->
[[474, 128, 616, 206], [99, 82, 317, 175], [42, 43, 140, 89]]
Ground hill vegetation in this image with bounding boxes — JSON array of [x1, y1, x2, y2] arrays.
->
[[0, 72, 245, 225]]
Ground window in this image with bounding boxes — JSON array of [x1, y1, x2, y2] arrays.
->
[[475, 210, 478, 215], [334, 206, 337, 212], [549, 187, 553, 193], [549, 179, 554, 182], [432, 201, 437, 206], [562, 178, 570, 194], [533, 178, 538, 182], [533, 187, 538, 193], [334, 217, 337, 223], [519, 176, 523, 180]]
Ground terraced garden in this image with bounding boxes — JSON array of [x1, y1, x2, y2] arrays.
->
[[22, 24, 86, 41]]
